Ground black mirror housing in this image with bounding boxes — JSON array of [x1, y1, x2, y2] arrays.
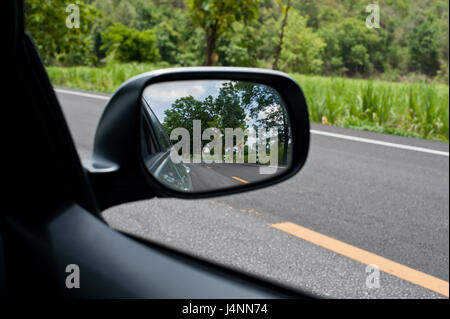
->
[[84, 67, 310, 211]]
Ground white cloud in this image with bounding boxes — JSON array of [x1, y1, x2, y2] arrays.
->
[[142, 80, 230, 122], [143, 81, 207, 103]]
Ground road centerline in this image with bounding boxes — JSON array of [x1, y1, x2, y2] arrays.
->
[[232, 176, 249, 184], [271, 222, 449, 297]]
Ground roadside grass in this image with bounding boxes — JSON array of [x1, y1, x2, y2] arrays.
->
[[47, 62, 176, 93], [47, 63, 449, 142], [293, 74, 449, 142]]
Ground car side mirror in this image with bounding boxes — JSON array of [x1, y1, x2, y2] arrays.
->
[[84, 67, 310, 210]]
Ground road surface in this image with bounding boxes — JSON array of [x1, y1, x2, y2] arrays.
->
[[56, 87, 449, 298], [183, 162, 286, 191]]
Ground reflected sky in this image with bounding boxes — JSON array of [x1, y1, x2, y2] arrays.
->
[[142, 80, 228, 122]]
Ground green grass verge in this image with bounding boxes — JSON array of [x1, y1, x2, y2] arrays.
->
[[47, 63, 449, 143]]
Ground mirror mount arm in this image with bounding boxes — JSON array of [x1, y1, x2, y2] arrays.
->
[[84, 157, 156, 211], [84, 75, 158, 211]]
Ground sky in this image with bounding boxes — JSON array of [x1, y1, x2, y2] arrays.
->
[[142, 80, 228, 122]]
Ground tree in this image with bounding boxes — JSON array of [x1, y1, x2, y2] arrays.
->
[[211, 82, 247, 131], [92, 0, 137, 28], [279, 10, 326, 74], [409, 18, 441, 76], [28, 0, 450, 83], [216, 20, 263, 67], [25, 0, 100, 65], [163, 84, 247, 150], [238, 82, 290, 164], [272, 0, 291, 70], [134, 1, 204, 66], [161, 81, 291, 163], [187, 0, 260, 66], [320, 18, 384, 75], [163, 82, 253, 160], [163, 95, 214, 141], [292, 0, 320, 28]]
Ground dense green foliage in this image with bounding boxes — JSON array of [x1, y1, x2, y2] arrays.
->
[[188, 0, 259, 65], [101, 24, 160, 62], [279, 10, 326, 74], [25, 0, 100, 65], [27, 0, 449, 82]]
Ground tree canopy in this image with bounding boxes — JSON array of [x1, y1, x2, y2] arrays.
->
[[161, 81, 290, 163], [26, 0, 449, 82]]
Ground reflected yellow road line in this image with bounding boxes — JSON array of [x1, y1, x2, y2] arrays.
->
[[232, 176, 249, 184], [271, 222, 449, 297]]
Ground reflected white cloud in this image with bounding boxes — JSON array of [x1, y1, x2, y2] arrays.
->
[[143, 80, 228, 122], [257, 104, 281, 119], [145, 83, 206, 102]]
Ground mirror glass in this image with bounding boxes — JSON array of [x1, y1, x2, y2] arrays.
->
[[140, 80, 292, 193]]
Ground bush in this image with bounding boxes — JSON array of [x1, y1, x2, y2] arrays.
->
[[101, 23, 160, 63]]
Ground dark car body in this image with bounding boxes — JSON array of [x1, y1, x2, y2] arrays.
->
[[1, 0, 312, 299]]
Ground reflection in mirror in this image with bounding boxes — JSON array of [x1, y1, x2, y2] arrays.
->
[[140, 80, 292, 193]]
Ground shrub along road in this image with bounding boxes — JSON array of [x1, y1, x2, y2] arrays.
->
[[56, 87, 449, 298]]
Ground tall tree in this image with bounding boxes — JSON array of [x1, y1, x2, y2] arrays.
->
[[187, 0, 260, 66], [279, 10, 326, 74], [238, 82, 290, 164], [163, 84, 246, 154], [272, 0, 291, 70]]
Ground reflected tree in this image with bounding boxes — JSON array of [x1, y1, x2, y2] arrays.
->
[[162, 81, 289, 164], [238, 82, 290, 165]]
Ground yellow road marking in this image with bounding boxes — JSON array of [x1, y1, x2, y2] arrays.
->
[[271, 222, 449, 297], [206, 166, 211, 168], [232, 176, 249, 184]]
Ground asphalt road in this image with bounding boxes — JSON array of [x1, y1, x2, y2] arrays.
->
[[56, 87, 449, 299], [184, 162, 286, 192], [186, 163, 248, 191]]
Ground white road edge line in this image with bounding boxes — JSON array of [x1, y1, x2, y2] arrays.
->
[[311, 130, 449, 157], [54, 88, 449, 157], [54, 88, 110, 100]]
